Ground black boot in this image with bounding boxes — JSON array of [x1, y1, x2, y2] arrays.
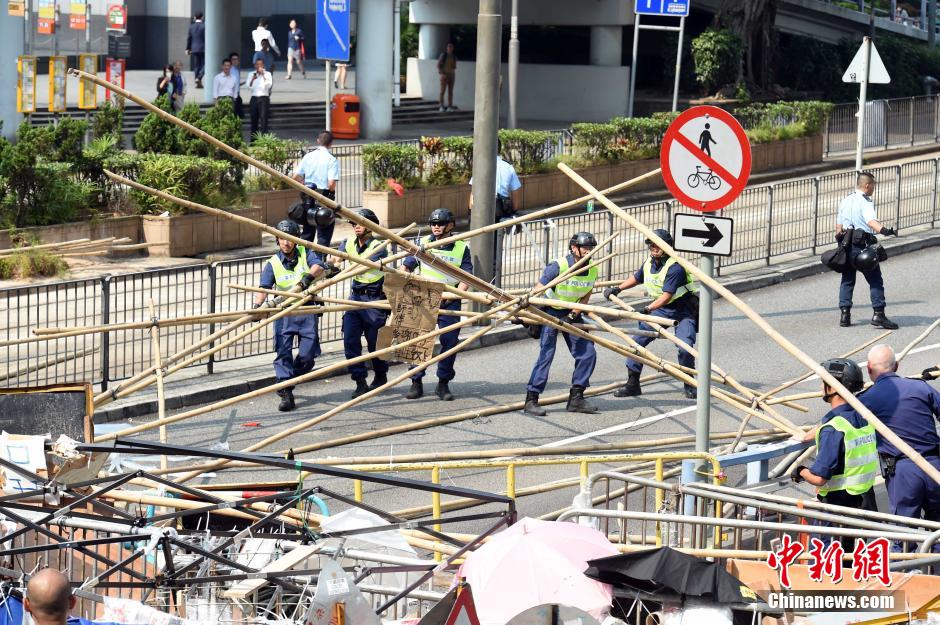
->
[[350, 379, 369, 399], [368, 373, 388, 390], [683, 384, 697, 399], [277, 389, 295, 412], [405, 381, 423, 400], [871, 308, 899, 330], [566, 385, 599, 414], [435, 381, 454, 401], [524, 391, 547, 416], [614, 371, 642, 397], [840, 307, 851, 327]]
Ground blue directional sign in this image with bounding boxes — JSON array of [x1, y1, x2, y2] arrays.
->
[[634, 0, 690, 16], [316, 0, 350, 62]]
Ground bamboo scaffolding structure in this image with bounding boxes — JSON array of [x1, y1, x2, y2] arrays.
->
[[0, 344, 99, 383], [147, 300, 169, 473], [558, 161, 940, 487]]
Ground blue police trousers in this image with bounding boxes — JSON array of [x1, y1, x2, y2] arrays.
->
[[410, 299, 461, 383], [527, 310, 597, 394], [887, 456, 940, 526], [626, 309, 697, 374], [343, 292, 389, 381], [300, 221, 336, 260], [273, 314, 321, 389], [839, 246, 886, 309]]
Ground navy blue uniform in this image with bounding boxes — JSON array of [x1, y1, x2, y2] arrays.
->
[[260, 248, 327, 387], [338, 237, 390, 382], [526, 254, 597, 393], [626, 258, 697, 375], [403, 237, 473, 382], [859, 372, 940, 523], [811, 405, 879, 512]]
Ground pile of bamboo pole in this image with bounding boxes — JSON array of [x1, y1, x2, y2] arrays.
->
[[0, 236, 156, 259]]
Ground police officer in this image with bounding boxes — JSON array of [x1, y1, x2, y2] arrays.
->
[[333, 209, 390, 399], [523, 232, 600, 416], [603, 229, 698, 399], [468, 139, 523, 223], [253, 220, 331, 412], [859, 344, 940, 526], [402, 208, 473, 401], [293, 130, 340, 257], [836, 172, 899, 329], [791, 358, 879, 527]]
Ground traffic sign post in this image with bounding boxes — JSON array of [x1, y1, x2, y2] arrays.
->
[[660, 106, 751, 479], [842, 37, 891, 172], [629, 1, 689, 116]]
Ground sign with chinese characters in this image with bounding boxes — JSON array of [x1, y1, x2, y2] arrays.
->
[[377, 272, 443, 364], [69, 0, 86, 29], [17, 56, 37, 113], [37, 0, 55, 33], [48, 56, 67, 112], [78, 53, 98, 109]]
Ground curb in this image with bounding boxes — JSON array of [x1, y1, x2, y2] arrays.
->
[[96, 228, 940, 423]]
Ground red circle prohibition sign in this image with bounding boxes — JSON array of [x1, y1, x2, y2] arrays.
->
[[660, 105, 752, 212]]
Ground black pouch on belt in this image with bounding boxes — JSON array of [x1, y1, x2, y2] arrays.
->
[[851, 229, 868, 246], [879, 454, 897, 479]]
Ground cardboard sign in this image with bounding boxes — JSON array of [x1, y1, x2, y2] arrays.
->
[[377, 272, 444, 364]]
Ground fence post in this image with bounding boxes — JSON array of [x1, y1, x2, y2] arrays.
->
[[811, 177, 820, 255], [765, 188, 774, 265], [494, 230, 504, 288], [606, 211, 614, 282], [910, 97, 916, 146], [824, 113, 831, 157], [934, 159, 939, 228], [207, 263, 217, 375], [542, 221, 551, 266], [99, 275, 111, 392], [895, 164, 902, 230]]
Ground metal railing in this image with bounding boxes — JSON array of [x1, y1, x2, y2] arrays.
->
[[3, 155, 940, 390], [824, 94, 940, 156]]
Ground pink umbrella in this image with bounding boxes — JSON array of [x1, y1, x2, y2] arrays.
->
[[458, 517, 617, 625]]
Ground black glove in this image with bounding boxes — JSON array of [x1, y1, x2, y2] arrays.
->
[[638, 306, 651, 315], [790, 465, 808, 484], [324, 263, 341, 279], [879, 226, 898, 237], [565, 311, 583, 325], [603, 286, 622, 301], [922, 366, 940, 380], [527, 324, 542, 340], [298, 273, 315, 290]]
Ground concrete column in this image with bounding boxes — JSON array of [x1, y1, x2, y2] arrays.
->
[[589, 25, 622, 66], [2, 11, 26, 139], [418, 23, 449, 59], [358, 0, 393, 138], [204, 0, 241, 102]]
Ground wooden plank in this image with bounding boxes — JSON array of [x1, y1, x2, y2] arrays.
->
[[222, 544, 322, 600]]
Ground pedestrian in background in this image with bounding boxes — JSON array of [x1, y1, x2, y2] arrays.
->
[[835, 172, 899, 329], [186, 11, 205, 89], [212, 58, 237, 102], [253, 39, 277, 79], [170, 61, 185, 111], [252, 18, 280, 70], [437, 42, 457, 112], [156, 64, 173, 97], [286, 19, 306, 79], [248, 58, 273, 138], [294, 131, 340, 253], [228, 52, 244, 117]]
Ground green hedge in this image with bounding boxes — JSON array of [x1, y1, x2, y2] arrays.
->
[[362, 142, 421, 191], [131, 154, 240, 215], [246, 133, 304, 191]]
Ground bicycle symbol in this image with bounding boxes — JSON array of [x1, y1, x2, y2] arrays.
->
[[687, 166, 721, 190]]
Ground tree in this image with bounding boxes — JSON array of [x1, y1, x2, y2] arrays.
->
[[714, 0, 778, 90]]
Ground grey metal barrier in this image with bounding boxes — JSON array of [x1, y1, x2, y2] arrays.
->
[[825, 94, 940, 156]]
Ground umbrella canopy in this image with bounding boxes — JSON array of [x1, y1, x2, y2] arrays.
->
[[584, 547, 758, 605], [459, 518, 618, 625]]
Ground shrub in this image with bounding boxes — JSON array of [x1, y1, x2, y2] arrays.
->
[[420, 135, 474, 186], [29, 163, 96, 225], [51, 118, 89, 164], [362, 143, 420, 191], [131, 154, 235, 214], [498, 129, 554, 174], [735, 101, 833, 139], [571, 123, 622, 163], [0, 248, 68, 280], [691, 29, 744, 94], [134, 95, 179, 154], [92, 100, 124, 147], [0, 123, 54, 226], [245, 133, 303, 191], [176, 102, 205, 156]]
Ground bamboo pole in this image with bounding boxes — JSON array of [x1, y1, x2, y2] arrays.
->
[[0, 238, 92, 255], [0, 344, 99, 383], [897, 318, 940, 361], [558, 161, 940, 487], [147, 299, 169, 474]]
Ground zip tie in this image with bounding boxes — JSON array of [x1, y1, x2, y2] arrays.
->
[[151, 316, 159, 327]]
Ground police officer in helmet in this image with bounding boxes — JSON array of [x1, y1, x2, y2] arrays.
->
[[253, 220, 333, 411], [792, 358, 879, 535], [604, 228, 698, 399], [524, 232, 601, 416], [836, 171, 899, 329], [401, 208, 473, 401], [331, 209, 390, 399]]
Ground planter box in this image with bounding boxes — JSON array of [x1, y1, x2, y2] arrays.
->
[[142, 206, 263, 257], [249, 189, 299, 227], [0, 216, 142, 252]]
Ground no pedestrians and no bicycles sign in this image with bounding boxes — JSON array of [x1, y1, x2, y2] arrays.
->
[[660, 105, 751, 213]]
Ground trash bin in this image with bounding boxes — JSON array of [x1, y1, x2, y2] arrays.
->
[[331, 94, 360, 140]]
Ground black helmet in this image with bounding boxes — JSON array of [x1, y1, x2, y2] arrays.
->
[[429, 208, 455, 225], [569, 231, 597, 248], [821, 358, 864, 394], [645, 229, 674, 247], [308, 206, 335, 228], [275, 220, 300, 237], [853, 246, 879, 272], [354, 208, 380, 226]]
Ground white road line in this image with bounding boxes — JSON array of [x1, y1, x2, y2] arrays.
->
[[797, 341, 940, 384], [541, 405, 697, 448]]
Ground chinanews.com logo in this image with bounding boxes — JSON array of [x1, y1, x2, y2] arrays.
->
[[763, 535, 902, 613]]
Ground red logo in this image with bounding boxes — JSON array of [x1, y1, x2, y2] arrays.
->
[[767, 536, 892, 589]]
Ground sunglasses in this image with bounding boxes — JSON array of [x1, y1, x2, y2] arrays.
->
[[429, 221, 449, 226]]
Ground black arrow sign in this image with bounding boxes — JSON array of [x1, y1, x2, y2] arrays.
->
[[681, 222, 723, 247]]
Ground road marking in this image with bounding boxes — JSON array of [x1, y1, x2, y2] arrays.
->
[[792, 342, 940, 385], [541, 405, 697, 448]]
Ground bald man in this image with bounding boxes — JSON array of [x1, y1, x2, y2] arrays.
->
[[859, 344, 940, 529], [25, 570, 75, 625]]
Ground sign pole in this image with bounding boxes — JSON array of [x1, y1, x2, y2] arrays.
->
[[671, 16, 685, 112], [325, 59, 332, 132], [854, 36, 871, 172], [694, 253, 714, 472], [628, 13, 640, 117]]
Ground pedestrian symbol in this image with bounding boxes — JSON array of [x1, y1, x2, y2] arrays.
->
[[698, 121, 716, 157]]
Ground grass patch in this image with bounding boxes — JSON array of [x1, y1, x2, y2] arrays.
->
[[0, 249, 69, 280]]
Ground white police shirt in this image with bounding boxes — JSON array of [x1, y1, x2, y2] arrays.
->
[[469, 156, 522, 198], [837, 190, 877, 234], [296, 146, 340, 189]]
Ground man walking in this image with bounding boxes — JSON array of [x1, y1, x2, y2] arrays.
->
[[248, 58, 273, 139], [523, 232, 601, 417], [836, 171, 899, 329], [294, 131, 340, 254], [252, 18, 281, 70], [212, 58, 238, 102], [186, 12, 205, 89]]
